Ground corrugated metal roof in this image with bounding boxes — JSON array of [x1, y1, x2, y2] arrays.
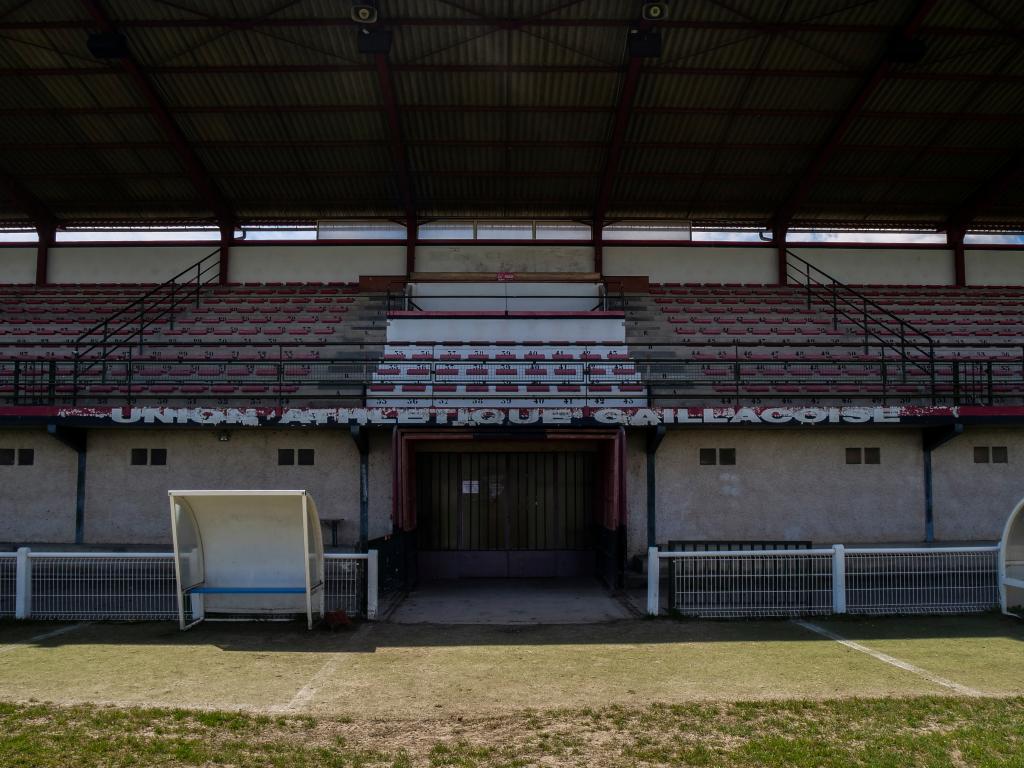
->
[[0, 0, 1022, 229]]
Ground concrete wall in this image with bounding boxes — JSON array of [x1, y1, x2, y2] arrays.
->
[[416, 244, 594, 273], [0, 429, 78, 544], [643, 429, 927, 553], [81, 429, 365, 546], [230, 245, 405, 282], [368, 430, 394, 540], [964, 249, 1024, 286], [5, 242, 1022, 286], [625, 431, 647, 563], [792, 248, 955, 285], [931, 427, 1024, 542], [0, 248, 36, 284], [48, 247, 214, 284], [4, 423, 1022, 551], [604, 246, 775, 284]]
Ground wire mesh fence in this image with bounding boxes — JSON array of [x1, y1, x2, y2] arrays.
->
[[0, 554, 16, 618], [654, 545, 1001, 617], [324, 555, 366, 617], [845, 548, 1000, 614], [668, 550, 835, 617], [8, 551, 373, 622], [29, 554, 179, 621]]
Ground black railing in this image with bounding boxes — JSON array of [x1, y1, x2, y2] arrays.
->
[[2, 342, 1020, 408], [785, 250, 936, 385], [72, 249, 221, 370]]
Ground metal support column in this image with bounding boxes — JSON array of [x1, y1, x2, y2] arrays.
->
[[922, 423, 964, 542], [350, 425, 370, 551], [47, 424, 88, 545], [646, 425, 666, 549]]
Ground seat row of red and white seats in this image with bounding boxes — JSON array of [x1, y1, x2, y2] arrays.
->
[[636, 284, 1024, 346]]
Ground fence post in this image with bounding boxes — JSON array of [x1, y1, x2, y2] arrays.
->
[[15, 547, 31, 620], [366, 550, 379, 620], [831, 544, 846, 614], [646, 546, 660, 616]]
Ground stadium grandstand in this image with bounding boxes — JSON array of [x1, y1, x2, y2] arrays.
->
[[1, 0, 1023, 606]]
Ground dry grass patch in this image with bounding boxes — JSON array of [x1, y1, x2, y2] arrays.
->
[[2, 697, 1023, 767]]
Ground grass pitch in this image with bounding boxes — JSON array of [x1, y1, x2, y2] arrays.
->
[[2, 697, 1023, 767], [0, 614, 1022, 766]]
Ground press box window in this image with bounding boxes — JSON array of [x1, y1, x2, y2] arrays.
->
[[279, 449, 315, 466], [700, 448, 735, 466], [846, 448, 880, 465], [131, 448, 166, 466]]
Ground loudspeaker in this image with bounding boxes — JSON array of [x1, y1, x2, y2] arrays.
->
[[627, 28, 662, 58], [351, 5, 378, 24], [86, 31, 129, 59], [641, 3, 668, 22], [357, 27, 393, 55]]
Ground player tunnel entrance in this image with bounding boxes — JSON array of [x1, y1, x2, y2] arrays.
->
[[396, 431, 626, 585]]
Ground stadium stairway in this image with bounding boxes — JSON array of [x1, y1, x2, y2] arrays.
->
[[366, 281, 648, 408]]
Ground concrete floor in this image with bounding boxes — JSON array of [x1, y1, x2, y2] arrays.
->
[[388, 578, 636, 625]]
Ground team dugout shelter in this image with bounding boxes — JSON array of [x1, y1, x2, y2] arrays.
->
[[2, 0, 1024, 590]]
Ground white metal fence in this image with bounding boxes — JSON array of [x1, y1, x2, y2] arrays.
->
[[0, 553, 16, 618], [30, 552, 178, 620], [325, 552, 378, 619], [648, 544, 1000, 618], [4, 549, 378, 622], [663, 549, 835, 618], [845, 548, 999, 615]]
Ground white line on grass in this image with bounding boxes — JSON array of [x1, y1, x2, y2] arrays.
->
[[0, 622, 90, 655], [273, 624, 375, 714], [792, 619, 983, 696]]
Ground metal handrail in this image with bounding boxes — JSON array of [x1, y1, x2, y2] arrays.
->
[[2, 349, 1018, 408], [786, 251, 933, 339], [784, 250, 937, 391], [73, 248, 221, 365]]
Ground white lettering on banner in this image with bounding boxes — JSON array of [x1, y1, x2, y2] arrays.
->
[[508, 409, 541, 425], [109, 407, 141, 424], [29, 405, 955, 427], [731, 407, 762, 424], [397, 410, 430, 424]]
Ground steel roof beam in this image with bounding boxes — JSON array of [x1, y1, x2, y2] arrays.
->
[[593, 50, 645, 274], [9, 63, 1024, 83], [0, 172, 55, 231], [3, 104, 1024, 123], [0, 172, 56, 285], [372, 52, 417, 273], [77, 0, 233, 226], [771, 0, 941, 234], [16, 170, 991, 184], [1, 139, 1011, 157], [948, 150, 1024, 232], [0, 17, 1018, 40]]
